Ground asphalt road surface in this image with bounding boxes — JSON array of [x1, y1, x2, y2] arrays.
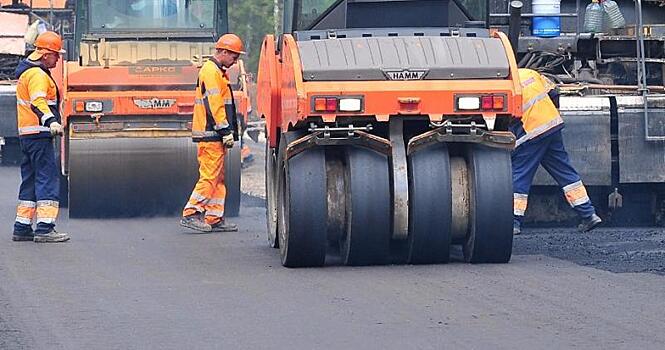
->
[[1, 156, 665, 349]]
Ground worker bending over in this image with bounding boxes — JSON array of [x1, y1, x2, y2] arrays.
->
[[511, 68, 602, 235], [12, 31, 69, 243], [180, 33, 244, 233]]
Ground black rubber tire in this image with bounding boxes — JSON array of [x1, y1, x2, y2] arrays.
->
[[265, 138, 279, 248], [277, 131, 327, 267], [224, 142, 242, 217], [341, 147, 391, 266], [407, 144, 452, 264], [463, 145, 513, 263]]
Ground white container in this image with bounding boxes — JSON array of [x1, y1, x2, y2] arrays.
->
[[532, 0, 562, 37], [584, 0, 604, 33], [603, 0, 626, 29]]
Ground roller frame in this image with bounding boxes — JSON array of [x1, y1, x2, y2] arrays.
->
[[390, 118, 409, 241], [407, 126, 515, 156]]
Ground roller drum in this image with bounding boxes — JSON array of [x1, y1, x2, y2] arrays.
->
[[68, 137, 198, 218], [224, 142, 242, 217]]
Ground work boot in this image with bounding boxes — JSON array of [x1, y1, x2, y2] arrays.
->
[[578, 214, 602, 233], [12, 231, 34, 242], [180, 215, 212, 233], [33, 230, 70, 243], [210, 220, 238, 232]]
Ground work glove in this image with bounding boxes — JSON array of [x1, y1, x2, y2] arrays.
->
[[222, 133, 234, 148], [49, 121, 64, 136]]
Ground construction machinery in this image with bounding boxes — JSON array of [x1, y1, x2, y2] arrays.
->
[[259, 0, 524, 267], [0, 8, 26, 165], [58, 0, 244, 217], [0, 0, 73, 165], [488, 0, 665, 225]]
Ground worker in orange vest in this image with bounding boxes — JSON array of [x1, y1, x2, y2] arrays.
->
[[12, 31, 69, 243], [511, 68, 602, 235], [180, 33, 244, 233]]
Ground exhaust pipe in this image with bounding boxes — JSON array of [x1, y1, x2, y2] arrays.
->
[[508, 1, 523, 59]]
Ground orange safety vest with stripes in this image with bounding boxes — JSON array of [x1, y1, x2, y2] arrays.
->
[[15, 59, 60, 138], [192, 58, 234, 142], [512, 68, 563, 148]]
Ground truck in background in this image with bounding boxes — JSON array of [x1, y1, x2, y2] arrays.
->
[[489, 0, 665, 225]]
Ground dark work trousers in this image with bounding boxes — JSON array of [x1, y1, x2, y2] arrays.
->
[[512, 129, 596, 226], [14, 137, 59, 235]]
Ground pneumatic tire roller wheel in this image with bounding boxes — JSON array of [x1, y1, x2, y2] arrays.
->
[[407, 143, 452, 264], [463, 145, 513, 263], [224, 142, 242, 217], [340, 146, 391, 266], [277, 131, 327, 267]]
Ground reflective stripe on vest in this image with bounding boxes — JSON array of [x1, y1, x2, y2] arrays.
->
[[515, 116, 564, 147], [523, 91, 549, 112], [192, 130, 219, 138], [19, 125, 50, 134], [204, 88, 220, 97], [30, 91, 47, 101], [213, 120, 230, 131], [521, 77, 536, 88], [40, 113, 55, 125]]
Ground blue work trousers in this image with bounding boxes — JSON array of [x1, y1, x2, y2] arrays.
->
[[14, 137, 60, 235], [512, 129, 596, 225]]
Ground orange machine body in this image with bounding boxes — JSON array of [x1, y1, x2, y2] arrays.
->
[[61, 62, 248, 132], [259, 32, 522, 148], [62, 64, 199, 120]]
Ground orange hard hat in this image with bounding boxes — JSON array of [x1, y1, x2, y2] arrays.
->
[[215, 33, 245, 54], [34, 31, 66, 54]]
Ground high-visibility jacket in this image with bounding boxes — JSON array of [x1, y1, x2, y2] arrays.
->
[[512, 68, 563, 148], [192, 58, 234, 142], [15, 58, 60, 138]]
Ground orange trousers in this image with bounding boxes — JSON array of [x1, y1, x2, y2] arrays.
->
[[183, 142, 226, 225]]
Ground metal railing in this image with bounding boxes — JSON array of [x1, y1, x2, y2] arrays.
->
[[633, 0, 663, 141]]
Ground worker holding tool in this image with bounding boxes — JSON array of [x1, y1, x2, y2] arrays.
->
[[511, 68, 602, 235], [180, 33, 244, 233], [12, 31, 70, 243]]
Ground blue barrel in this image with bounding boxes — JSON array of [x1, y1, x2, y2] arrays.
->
[[532, 0, 561, 37]]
